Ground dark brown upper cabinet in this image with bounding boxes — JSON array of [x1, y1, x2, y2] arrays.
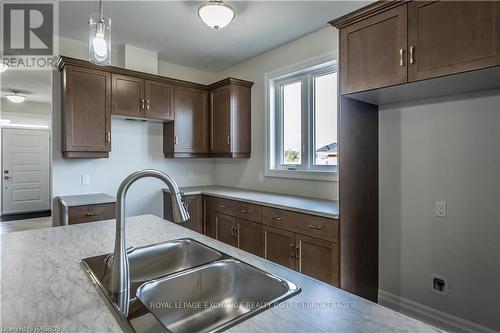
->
[[111, 74, 145, 118], [112, 75, 174, 121], [334, 1, 500, 96], [408, 1, 500, 82], [58, 56, 252, 159], [208, 78, 253, 158], [145, 80, 174, 120], [163, 86, 209, 158], [61, 64, 111, 158], [339, 4, 407, 94]]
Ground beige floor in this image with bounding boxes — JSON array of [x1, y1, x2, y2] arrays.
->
[[0, 216, 52, 234]]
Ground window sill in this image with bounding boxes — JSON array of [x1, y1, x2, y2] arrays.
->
[[265, 168, 338, 182]]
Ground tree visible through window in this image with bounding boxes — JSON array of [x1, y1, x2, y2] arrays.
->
[[273, 63, 337, 172]]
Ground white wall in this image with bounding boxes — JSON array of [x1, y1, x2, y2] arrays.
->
[[379, 90, 500, 331], [52, 38, 217, 224], [213, 27, 338, 200]]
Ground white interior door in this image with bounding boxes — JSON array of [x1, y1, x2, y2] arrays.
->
[[2, 128, 50, 214]]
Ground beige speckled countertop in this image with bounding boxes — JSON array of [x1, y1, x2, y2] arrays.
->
[[163, 185, 339, 219], [0, 215, 441, 332]]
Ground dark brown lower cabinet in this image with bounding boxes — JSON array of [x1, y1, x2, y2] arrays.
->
[[263, 225, 296, 270], [164, 194, 203, 233], [215, 213, 262, 257], [296, 234, 339, 286], [263, 225, 339, 286]]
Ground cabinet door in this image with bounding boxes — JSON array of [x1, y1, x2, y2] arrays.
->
[[145, 80, 174, 120], [215, 213, 237, 247], [340, 4, 407, 94], [263, 225, 296, 270], [174, 86, 209, 153], [210, 86, 231, 153], [204, 196, 216, 238], [62, 65, 111, 156], [236, 218, 262, 257], [112, 74, 144, 117], [296, 234, 339, 286], [408, 1, 500, 81]]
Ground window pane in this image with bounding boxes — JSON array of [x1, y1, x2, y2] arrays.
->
[[282, 81, 302, 165], [314, 72, 337, 166]]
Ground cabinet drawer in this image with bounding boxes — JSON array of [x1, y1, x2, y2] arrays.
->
[[211, 197, 261, 223], [68, 203, 116, 225], [262, 207, 338, 243]]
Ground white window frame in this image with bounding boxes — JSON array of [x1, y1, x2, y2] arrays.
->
[[265, 54, 338, 182]]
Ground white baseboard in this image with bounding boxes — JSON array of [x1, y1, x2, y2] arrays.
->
[[378, 290, 498, 333]]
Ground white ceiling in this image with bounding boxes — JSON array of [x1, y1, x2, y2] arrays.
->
[[1, 70, 52, 104], [59, 1, 369, 72]]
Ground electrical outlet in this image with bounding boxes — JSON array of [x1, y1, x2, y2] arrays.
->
[[435, 201, 447, 218], [432, 274, 448, 295], [188, 171, 194, 180], [81, 175, 90, 185], [258, 173, 264, 183]]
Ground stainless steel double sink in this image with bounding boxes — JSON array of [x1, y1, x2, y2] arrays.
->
[[81, 239, 300, 333]]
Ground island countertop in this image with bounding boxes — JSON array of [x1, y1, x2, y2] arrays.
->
[[163, 185, 339, 219], [0, 215, 440, 333]]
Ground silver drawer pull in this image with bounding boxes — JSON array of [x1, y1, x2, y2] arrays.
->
[[273, 216, 283, 221], [219, 205, 227, 209], [308, 224, 322, 230], [399, 48, 404, 67], [241, 209, 252, 214], [86, 212, 98, 217], [289, 244, 295, 258]]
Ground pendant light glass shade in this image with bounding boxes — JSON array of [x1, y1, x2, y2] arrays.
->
[[198, 0, 235, 30], [89, 14, 111, 65], [6, 92, 27, 103]]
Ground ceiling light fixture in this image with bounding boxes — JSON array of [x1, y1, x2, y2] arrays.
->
[[198, 0, 235, 30], [5, 92, 27, 103], [89, 0, 111, 65], [0, 62, 9, 73]]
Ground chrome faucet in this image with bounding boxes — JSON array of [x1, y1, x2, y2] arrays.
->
[[109, 169, 189, 312]]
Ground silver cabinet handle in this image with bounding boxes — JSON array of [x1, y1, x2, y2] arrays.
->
[[399, 49, 405, 67], [146, 99, 150, 110], [219, 204, 227, 209], [308, 224, 322, 230], [234, 227, 239, 238], [174, 136, 178, 145], [295, 245, 300, 260], [230, 226, 235, 237], [106, 132, 111, 143], [227, 136, 230, 145], [273, 216, 283, 221], [290, 244, 295, 258], [409, 46, 415, 64], [241, 209, 252, 214], [141, 99, 145, 110]]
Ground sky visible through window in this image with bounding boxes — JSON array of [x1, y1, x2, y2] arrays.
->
[[282, 72, 337, 166]]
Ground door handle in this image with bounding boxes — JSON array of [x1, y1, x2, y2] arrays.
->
[[409, 46, 415, 64], [308, 224, 322, 230], [146, 99, 150, 110], [141, 99, 145, 110], [399, 49, 405, 67], [289, 244, 295, 258], [273, 216, 283, 221], [230, 226, 235, 237], [295, 245, 300, 260], [234, 227, 239, 238]]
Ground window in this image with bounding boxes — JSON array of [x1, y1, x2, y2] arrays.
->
[[268, 61, 337, 178]]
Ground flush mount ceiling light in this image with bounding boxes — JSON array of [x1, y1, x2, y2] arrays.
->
[[5, 92, 27, 103], [0, 62, 9, 73], [198, 0, 235, 30], [89, 0, 111, 65]]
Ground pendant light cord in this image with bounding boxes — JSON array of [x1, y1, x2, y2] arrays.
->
[[98, 0, 103, 21]]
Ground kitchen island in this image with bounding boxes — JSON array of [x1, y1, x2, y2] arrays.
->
[[0, 215, 440, 332]]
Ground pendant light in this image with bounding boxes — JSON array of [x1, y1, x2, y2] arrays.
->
[[89, 0, 111, 65], [6, 92, 27, 103], [198, 0, 235, 30]]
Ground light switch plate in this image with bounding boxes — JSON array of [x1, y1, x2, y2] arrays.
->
[[435, 201, 447, 218], [81, 175, 90, 185]]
